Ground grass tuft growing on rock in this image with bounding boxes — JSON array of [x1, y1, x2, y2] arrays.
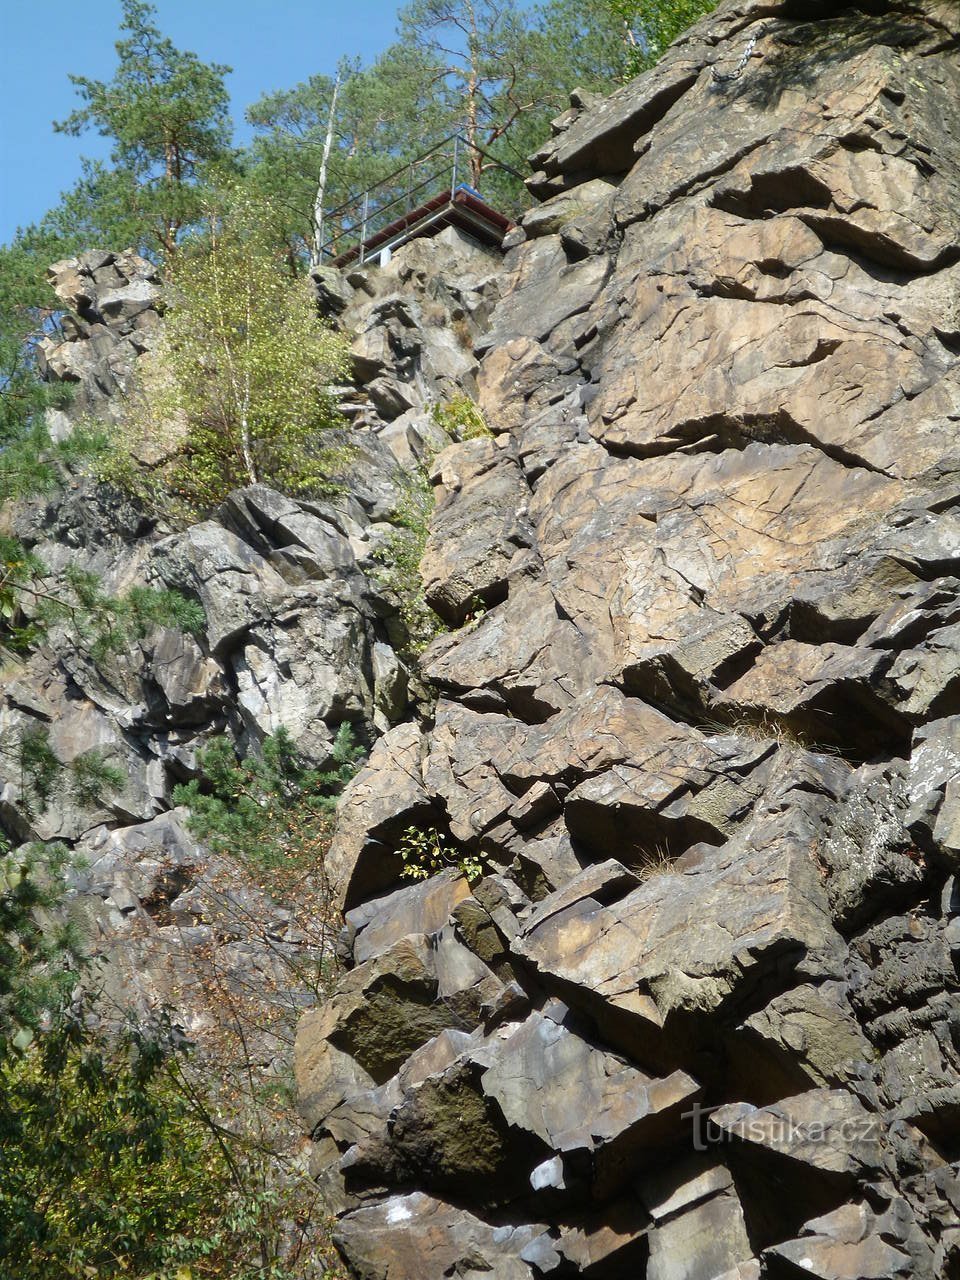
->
[[432, 394, 493, 442]]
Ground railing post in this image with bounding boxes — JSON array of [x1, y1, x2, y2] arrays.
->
[[359, 192, 369, 264]]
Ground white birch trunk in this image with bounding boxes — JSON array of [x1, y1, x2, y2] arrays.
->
[[310, 71, 342, 270]]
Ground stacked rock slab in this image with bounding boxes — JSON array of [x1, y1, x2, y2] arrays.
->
[[298, 1, 960, 1276], [320, 224, 504, 467]]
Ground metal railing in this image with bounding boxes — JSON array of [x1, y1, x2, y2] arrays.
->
[[317, 132, 470, 266]]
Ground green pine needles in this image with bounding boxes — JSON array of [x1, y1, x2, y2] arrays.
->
[[0, 839, 83, 1058], [4, 560, 206, 659], [173, 723, 365, 874], [15, 727, 126, 818]]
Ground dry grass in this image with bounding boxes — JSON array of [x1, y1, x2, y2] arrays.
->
[[629, 844, 676, 881], [699, 710, 845, 757]]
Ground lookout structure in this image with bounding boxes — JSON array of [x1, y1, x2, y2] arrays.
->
[[317, 133, 513, 268]]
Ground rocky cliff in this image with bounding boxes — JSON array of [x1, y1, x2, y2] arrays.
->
[[5, 0, 960, 1274], [294, 1, 960, 1277], [0, 228, 497, 1073]]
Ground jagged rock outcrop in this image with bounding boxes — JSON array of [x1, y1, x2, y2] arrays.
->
[[318, 225, 503, 468], [297, 2, 960, 1277], [37, 249, 162, 425], [0, 229, 498, 1061]]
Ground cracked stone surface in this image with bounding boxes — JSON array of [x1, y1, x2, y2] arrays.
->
[[298, 2, 960, 1277], [7, 1, 960, 1276]]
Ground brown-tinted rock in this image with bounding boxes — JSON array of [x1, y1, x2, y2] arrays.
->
[[277, 2, 960, 1274], [325, 722, 435, 911], [334, 1193, 543, 1280], [324, 935, 469, 1084], [764, 1200, 927, 1280], [474, 1010, 700, 1196], [346, 869, 472, 966], [639, 1157, 755, 1280], [422, 439, 529, 625], [518, 803, 843, 1067]]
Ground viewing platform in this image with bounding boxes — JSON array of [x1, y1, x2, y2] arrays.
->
[[318, 133, 513, 268]]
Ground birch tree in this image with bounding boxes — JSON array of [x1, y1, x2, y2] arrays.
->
[[244, 49, 435, 268], [142, 201, 350, 513]]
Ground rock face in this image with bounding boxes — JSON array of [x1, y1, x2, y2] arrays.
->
[[0, 227, 503, 1077], [38, 249, 162, 423], [297, 2, 960, 1277], [320, 225, 503, 468]]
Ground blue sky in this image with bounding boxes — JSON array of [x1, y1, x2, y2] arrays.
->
[[0, 0, 402, 244]]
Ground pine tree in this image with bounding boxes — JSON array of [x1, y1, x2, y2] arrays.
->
[[605, 0, 720, 76], [53, 0, 234, 257]]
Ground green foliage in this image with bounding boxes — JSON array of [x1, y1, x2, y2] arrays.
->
[[174, 724, 365, 875], [34, 567, 206, 659], [242, 0, 633, 248], [0, 236, 77, 450], [16, 726, 126, 817], [432, 394, 493, 442], [2, 548, 206, 658], [0, 538, 47, 648], [0, 1007, 332, 1280], [0, 840, 82, 1058], [0, 421, 111, 506], [243, 51, 433, 267], [606, 0, 720, 76], [66, 749, 127, 811], [398, 825, 484, 884], [53, 0, 234, 257], [373, 465, 447, 655], [16, 728, 61, 812], [129, 199, 351, 515], [0, 834, 345, 1279]]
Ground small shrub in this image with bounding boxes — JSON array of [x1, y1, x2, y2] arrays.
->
[[16, 728, 60, 812], [174, 723, 365, 881], [699, 711, 844, 757], [15, 727, 126, 817], [372, 465, 447, 655], [4, 551, 205, 659], [67, 748, 126, 810], [398, 825, 483, 884], [431, 394, 492, 442], [0, 419, 110, 508], [0, 839, 82, 1056]]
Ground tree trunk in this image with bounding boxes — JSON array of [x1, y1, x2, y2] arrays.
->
[[465, 1, 482, 186], [310, 71, 342, 270]]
